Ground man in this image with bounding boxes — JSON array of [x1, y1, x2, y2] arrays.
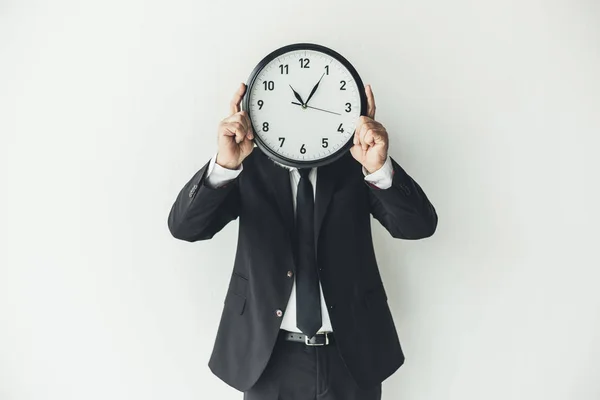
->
[[168, 82, 437, 399]]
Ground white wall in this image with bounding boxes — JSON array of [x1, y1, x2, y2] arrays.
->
[[1, 0, 599, 399]]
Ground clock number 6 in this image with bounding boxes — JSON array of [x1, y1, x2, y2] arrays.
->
[[300, 144, 306, 154]]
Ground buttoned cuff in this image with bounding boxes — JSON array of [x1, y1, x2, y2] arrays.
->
[[363, 156, 394, 189], [205, 153, 243, 188]]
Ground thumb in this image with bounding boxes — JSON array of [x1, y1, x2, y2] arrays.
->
[[349, 143, 362, 161], [239, 136, 254, 157], [365, 84, 376, 119]]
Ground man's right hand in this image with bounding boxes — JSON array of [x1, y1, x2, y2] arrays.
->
[[216, 83, 255, 170]]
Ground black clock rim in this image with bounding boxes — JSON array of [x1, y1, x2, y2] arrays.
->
[[242, 43, 368, 169]]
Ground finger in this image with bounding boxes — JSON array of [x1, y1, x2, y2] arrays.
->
[[354, 120, 372, 147], [371, 128, 387, 144], [353, 116, 369, 145], [219, 121, 235, 137], [353, 124, 361, 146], [239, 134, 254, 156], [225, 112, 249, 133], [359, 123, 371, 151], [233, 126, 246, 143], [364, 129, 376, 147], [359, 122, 379, 150], [240, 111, 254, 140], [366, 84, 376, 119], [230, 83, 247, 115], [224, 122, 246, 143], [224, 112, 254, 141]]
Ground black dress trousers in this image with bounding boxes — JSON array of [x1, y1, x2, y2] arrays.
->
[[243, 331, 382, 400]]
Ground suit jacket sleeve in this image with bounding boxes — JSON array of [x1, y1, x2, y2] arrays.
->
[[167, 159, 241, 242], [367, 156, 438, 239]]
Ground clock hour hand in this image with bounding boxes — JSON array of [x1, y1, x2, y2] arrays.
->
[[304, 72, 325, 106], [291, 101, 341, 116], [289, 84, 305, 106]]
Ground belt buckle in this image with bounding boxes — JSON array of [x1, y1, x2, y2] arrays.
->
[[305, 332, 329, 346]]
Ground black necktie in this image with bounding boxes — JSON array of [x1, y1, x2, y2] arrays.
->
[[295, 168, 321, 339]]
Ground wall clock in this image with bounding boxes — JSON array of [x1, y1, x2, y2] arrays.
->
[[242, 43, 367, 168]]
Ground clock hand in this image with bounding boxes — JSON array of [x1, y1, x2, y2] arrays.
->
[[289, 84, 305, 106], [304, 72, 326, 106], [291, 101, 341, 116]]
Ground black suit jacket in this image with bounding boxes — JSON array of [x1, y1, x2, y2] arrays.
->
[[167, 150, 437, 391]]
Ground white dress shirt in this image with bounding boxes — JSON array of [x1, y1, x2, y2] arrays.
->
[[205, 153, 394, 333]]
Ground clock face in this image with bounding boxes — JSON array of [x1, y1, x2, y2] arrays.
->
[[243, 44, 366, 168]]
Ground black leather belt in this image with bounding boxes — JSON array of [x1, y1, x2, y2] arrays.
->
[[281, 330, 334, 346]]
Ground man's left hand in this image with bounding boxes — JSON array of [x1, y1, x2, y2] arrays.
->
[[350, 84, 389, 174]]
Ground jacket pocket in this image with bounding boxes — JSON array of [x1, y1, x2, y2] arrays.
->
[[363, 283, 388, 310], [230, 271, 248, 296], [224, 271, 248, 315], [224, 291, 247, 315]]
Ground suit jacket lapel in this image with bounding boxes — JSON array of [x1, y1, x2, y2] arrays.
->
[[314, 160, 340, 254], [266, 160, 295, 243]]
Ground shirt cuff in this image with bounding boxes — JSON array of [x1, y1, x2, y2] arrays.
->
[[205, 153, 243, 188], [363, 156, 394, 189]]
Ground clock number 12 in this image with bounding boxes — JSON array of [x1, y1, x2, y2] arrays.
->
[[299, 58, 310, 68]]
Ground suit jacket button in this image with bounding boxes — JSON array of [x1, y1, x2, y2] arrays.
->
[[275, 309, 283, 317], [189, 184, 198, 198], [287, 270, 293, 278]]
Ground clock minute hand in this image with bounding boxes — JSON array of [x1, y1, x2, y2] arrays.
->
[[289, 84, 305, 105], [304, 72, 325, 106], [291, 101, 341, 116]]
